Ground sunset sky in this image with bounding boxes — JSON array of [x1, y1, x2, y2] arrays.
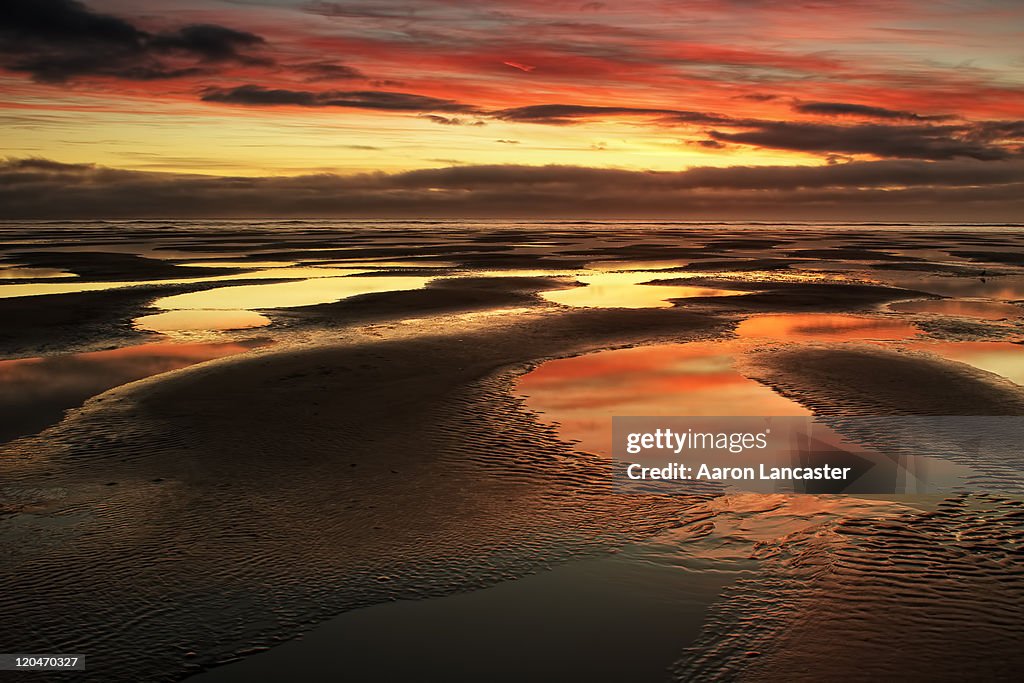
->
[[2, 0, 1023, 219]]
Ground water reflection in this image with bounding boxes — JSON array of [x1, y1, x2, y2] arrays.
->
[[909, 341, 1024, 386], [542, 272, 745, 308], [517, 343, 808, 456], [134, 309, 272, 332], [736, 314, 920, 341], [0, 340, 266, 445], [518, 342, 973, 494], [153, 275, 432, 310]]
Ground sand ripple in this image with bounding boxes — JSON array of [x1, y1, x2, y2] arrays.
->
[[673, 492, 1024, 681]]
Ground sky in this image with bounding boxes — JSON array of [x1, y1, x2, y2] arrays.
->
[[1, 0, 1023, 219]]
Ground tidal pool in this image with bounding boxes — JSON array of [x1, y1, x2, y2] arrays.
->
[[541, 272, 745, 308], [153, 274, 432, 311], [517, 340, 973, 495], [0, 339, 266, 444], [134, 309, 272, 332], [735, 314, 920, 341], [516, 342, 809, 457]]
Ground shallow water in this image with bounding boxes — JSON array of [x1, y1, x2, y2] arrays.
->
[[0, 340, 267, 445], [909, 340, 1024, 386], [187, 555, 735, 683], [542, 272, 746, 308], [134, 309, 273, 332], [516, 338, 974, 494], [153, 274, 431, 311], [735, 313, 920, 341], [517, 343, 808, 460]]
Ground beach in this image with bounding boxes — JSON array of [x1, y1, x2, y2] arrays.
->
[[1, 221, 1023, 681]]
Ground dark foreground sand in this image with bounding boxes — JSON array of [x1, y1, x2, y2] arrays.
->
[[0, 305, 732, 681]]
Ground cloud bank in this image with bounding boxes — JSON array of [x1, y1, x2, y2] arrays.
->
[[3, 157, 1022, 221]]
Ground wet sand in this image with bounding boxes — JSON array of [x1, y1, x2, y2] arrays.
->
[[2, 222, 1024, 681], [740, 343, 1024, 415], [0, 306, 731, 681]]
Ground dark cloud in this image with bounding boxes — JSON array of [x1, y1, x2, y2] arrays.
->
[[420, 114, 486, 126], [493, 104, 729, 125], [149, 25, 269, 65], [3, 157, 1022, 220], [971, 119, 1024, 142], [201, 85, 318, 106], [294, 61, 365, 82], [0, 0, 268, 82], [711, 121, 1014, 160], [0, 0, 142, 45], [794, 101, 953, 121], [491, 102, 1017, 161], [201, 85, 476, 112]]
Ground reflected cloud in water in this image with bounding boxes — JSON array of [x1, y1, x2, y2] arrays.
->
[[517, 342, 808, 457], [0, 340, 266, 445], [134, 309, 272, 332], [736, 314, 920, 341]]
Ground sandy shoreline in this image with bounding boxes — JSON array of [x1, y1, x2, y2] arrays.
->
[[3, 224, 1024, 681]]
